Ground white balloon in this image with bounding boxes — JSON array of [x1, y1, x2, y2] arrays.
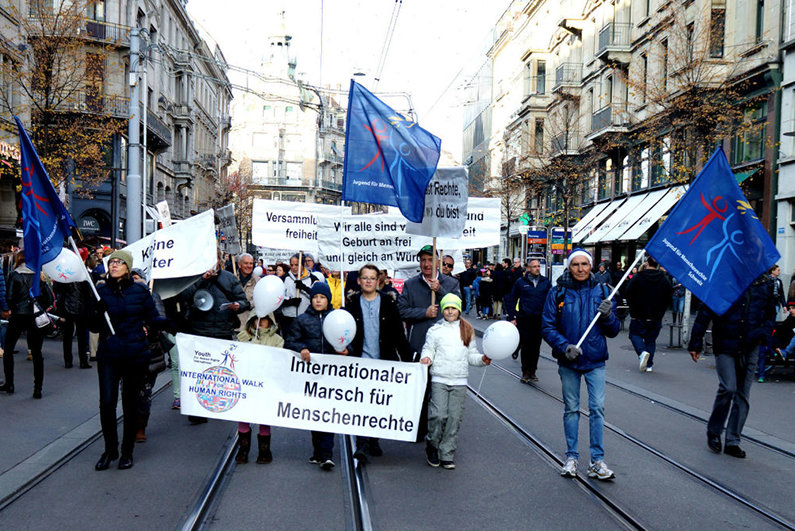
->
[[42, 248, 87, 284], [481, 321, 520, 360], [252, 266, 263, 277], [252, 275, 286, 317], [322, 309, 357, 353]]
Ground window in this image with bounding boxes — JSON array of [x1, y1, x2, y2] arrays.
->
[[523, 62, 533, 96], [534, 118, 544, 154], [640, 54, 648, 103], [755, 0, 765, 42], [652, 137, 671, 186], [88, 0, 105, 20], [621, 155, 632, 194], [661, 39, 668, 92], [588, 88, 595, 130], [634, 146, 650, 191], [605, 75, 613, 105], [536, 60, 546, 94], [686, 23, 694, 63], [598, 161, 611, 200], [732, 105, 766, 164]]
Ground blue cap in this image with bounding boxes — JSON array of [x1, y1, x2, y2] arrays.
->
[[310, 281, 332, 301]]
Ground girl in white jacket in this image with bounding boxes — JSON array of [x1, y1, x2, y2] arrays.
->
[[420, 293, 491, 469]]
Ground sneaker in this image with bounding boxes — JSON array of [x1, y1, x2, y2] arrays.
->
[[353, 448, 368, 463], [587, 460, 615, 480], [308, 455, 322, 465], [320, 459, 335, 471], [171, 399, 181, 410], [440, 460, 455, 469], [425, 446, 440, 467], [560, 458, 577, 477], [638, 351, 650, 372], [646, 367, 653, 373], [757, 377, 765, 383]]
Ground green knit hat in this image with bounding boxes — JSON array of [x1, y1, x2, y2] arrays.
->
[[440, 293, 462, 312], [108, 250, 133, 272]]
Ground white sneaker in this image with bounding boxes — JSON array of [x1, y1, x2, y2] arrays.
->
[[639, 351, 650, 372], [587, 460, 615, 480], [560, 457, 577, 477], [646, 366, 653, 373]]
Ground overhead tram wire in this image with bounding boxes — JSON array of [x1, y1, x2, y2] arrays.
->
[[373, 0, 403, 91]]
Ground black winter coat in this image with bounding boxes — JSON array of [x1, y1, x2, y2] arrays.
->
[[625, 268, 672, 321], [492, 269, 508, 301], [506, 273, 552, 319], [90, 276, 166, 362], [182, 270, 250, 339], [284, 306, 342, 355], [688, 276, 776, 356], [54, 280, 92, 317], [7, 266, 51, 315], [348, 292, 413, 362]]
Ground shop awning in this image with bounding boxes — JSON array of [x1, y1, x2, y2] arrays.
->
[[598, 189, 669, 243], [618, 185, 688, 241], [582, 193, 654, 244], [573, 198, 627, 244], [569, 201, 612, 241]]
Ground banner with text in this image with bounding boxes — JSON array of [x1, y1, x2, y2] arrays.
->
[[406, 167, 468, 238], [117, 210, 217, 282], [317, 198, 500, 270], [217, 204, 241, 255], [177, 333, 426, 441], [251, 199, 350, 253]]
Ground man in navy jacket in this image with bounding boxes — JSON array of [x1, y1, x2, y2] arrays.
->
[[507, 259, 551, 382]]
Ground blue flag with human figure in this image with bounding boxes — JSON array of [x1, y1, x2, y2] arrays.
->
[[645, 147, 779, 315], [342, 80, 441, 222], [15, 116, 77, 297]]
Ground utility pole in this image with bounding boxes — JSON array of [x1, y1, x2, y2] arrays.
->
[[126, 27, 142, 243]]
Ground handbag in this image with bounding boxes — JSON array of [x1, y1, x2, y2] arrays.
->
[[32, 300, 54, 330]]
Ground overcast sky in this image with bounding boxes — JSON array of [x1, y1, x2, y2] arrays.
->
[[186, 0, 509, 161]]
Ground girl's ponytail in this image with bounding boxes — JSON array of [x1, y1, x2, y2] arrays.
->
[[459, 317, 474, 347]]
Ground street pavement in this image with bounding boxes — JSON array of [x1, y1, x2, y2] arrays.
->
[[1, 312, 794, 529]]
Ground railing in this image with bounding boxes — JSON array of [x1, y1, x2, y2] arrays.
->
[[80, 19, 130, 46], [146, 108, 171, 145], [554, 63, 582, 90], [320, 180, 342, 191], [591, 103, 629, 133], [47, 91, 129, 118], [550, 131, 579, 156], [597, 22, 631, 54]]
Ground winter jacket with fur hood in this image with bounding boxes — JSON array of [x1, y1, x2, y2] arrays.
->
[[420, 319, 485, 385], [237, 311, 284, 348]]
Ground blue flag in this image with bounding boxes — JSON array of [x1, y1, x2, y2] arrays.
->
[[342, 80, 441, 222], [645, 147, 779, 315], [15, 116, 77, 297]]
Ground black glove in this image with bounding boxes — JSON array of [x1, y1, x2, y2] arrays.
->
[[597, 299, 612, 319], [564, 344, 582, 361], [95, 299, 108, 315], [295, 282, 311, 294], [283, 297, 302, 308]]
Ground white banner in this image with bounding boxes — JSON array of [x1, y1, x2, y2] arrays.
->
[[177, 333, 426, 441], [251, 199, 350, 253], [317, 197, 501, 270], [406, 167, 469, 238], [155, 200, 172, 227], [118, 210, 217, 281], [217, 204, 241, 255]]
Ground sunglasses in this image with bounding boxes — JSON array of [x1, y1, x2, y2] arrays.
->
[[442, 262, 454, 268]]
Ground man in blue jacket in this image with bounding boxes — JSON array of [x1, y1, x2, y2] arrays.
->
[[541, 248, 619, 480], [507, 259, 551, 383]]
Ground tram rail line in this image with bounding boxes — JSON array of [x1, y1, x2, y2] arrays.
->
[[488, 361, 795, 531]]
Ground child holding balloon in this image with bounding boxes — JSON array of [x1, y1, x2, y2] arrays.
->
[[420, 293, 491, 469], [284, 282, 351, 471], [234, 310, 284, 464]]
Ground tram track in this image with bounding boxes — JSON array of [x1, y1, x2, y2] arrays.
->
[[487, 361, 795, 531]]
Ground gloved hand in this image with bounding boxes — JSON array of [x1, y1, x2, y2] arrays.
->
[[95, 299, 108, 315], [565, 344, 582, 361], [597, 298, 612, 319]]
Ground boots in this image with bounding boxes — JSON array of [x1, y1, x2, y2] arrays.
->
[[235, 430, 251, 464], [136, 414, 149, 443], [256, 434, 272, 464]]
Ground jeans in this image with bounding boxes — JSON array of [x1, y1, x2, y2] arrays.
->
[[517, 315, 543, 376], [671, 296, 685, 314], [558, 365, 606, 462], [311, 431, 334, 460], [708, 348, 758, 446], [426, 382, 467, 461], [98, 357, 147, 457], [629, 319, 662, 366], [463, 286, 472, 314]]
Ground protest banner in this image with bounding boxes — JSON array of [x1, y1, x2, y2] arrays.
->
[[256, 247, 295, 265], [217, 204, 241, 255], [155, 200, 172, 227], [406, 167, 468, 238], [177, 333, 426, 441], [251, 199, 350, 253], [117, 210, 217, 283], [317, 198, 500, 270]]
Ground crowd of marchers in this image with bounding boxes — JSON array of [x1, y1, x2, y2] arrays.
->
[[1, 243, 792, 478]]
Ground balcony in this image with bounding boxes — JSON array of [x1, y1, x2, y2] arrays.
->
[[145, 108, 171, 149], [170, 103, 194, 125], [550, 131, 580, 158], [320, 180, 342, 192], [596, 23, 632, 65], [553, 63, 582, 92], [80, 19, 130, 47], [587, 103, 630, 141], [48, 91, 129, 119]]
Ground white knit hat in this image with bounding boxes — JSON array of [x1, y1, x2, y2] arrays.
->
[[566, 248, 593, 268]]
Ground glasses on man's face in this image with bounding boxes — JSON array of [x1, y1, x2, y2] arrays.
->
[[443, 262, 453, 268], [108, 259, 124, 266]]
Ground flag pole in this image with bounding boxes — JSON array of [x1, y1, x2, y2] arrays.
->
[[575, 249, 646, 349], [68, 236, 115, 335], [431, 237, 437, 306], [339, 203, 345, 308]]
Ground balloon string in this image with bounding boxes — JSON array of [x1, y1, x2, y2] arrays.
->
[[475, 365, 488, 396]]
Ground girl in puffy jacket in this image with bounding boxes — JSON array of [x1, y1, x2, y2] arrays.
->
[[420, 293, 491, 469], [234, 310, 284, 464]]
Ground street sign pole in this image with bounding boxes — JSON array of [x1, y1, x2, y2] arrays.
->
[[518, 223, 529, 266]]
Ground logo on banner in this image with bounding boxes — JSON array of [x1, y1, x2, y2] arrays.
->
[[192, 343, 243, 413]]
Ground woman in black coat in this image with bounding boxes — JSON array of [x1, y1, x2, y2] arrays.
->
[[0, 250, 52, 397], [91, 250, 167, 471]]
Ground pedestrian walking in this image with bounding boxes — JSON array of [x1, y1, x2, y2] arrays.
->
[[420, 293, 490, 469], [459, 258, 477, 314], [235, 252, 259, 330], [477, 268, 494, 318], [53, 250, 93, 369], [235, 311, 284, 464], [688, 274, 775, 458], [625, 256, 672, 372], [281, 253, 326, 333], [506, 259, 551, 383], [541, 248, 618, 480], [671, 278, 685, 324]]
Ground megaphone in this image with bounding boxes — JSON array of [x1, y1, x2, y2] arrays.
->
[[193, 289, 214, 312]]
